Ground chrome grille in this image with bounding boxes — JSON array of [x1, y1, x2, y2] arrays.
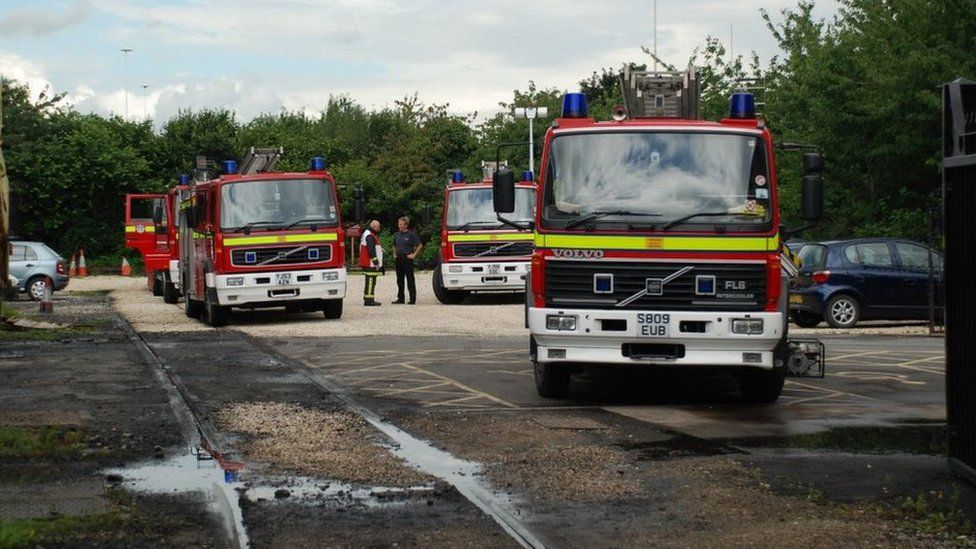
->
[[230, 245, 332, 267], [453, 241, 533, 258]]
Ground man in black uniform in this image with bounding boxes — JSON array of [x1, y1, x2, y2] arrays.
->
[[392, 216, 422, 304]]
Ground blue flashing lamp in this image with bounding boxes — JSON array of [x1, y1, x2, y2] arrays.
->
[[729, 93, 756, 119], [309, 156, 326, 171], [244, 251, 257, 264], [522, 170, 534, 182], [223, 160, 239, 175], [561, 93, 588, 118], [451, 170, 464, 183], [178, 174, 190, 185], [308, 248, 320, 261]]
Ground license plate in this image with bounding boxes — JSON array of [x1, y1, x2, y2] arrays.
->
[[488, 264, 501, 275], [789, 294, 803, 304], [636, 313, 670, 338], [275, 273, 292, 285]]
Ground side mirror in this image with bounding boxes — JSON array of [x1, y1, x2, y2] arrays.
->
[[353, 188, 366, 223], [802, 174, 823, 222], [492, 167, 515, 213]]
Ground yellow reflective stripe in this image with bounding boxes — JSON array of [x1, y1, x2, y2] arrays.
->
[[223, 233, 338, 246], [535, 233, 779, 252], [193, 231, 208, 240], [125, 225, 156, 233], [447, 233, 534, 243]]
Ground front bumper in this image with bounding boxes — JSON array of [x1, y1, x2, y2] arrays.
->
[[529, 307, 784, 368], [441, 261, 528, 291], [212, 268, 347, 306]]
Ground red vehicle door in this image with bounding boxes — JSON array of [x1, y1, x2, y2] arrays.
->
[[125, 194, 168, 254]]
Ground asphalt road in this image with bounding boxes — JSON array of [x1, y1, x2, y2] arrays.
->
[[270, 334, 946, 440]]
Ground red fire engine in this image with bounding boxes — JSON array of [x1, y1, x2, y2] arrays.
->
[[492, 68, 825, 401], [433, 162, 537, 304], [124, 176, 190, 301], [179, 151, 353, 326]]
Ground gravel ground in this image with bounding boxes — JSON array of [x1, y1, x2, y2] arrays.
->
[[67, 274, 935, 338], [215, 402, 430, 487]]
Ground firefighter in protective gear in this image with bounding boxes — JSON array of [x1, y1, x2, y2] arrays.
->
[[359, 220, 383, 306]]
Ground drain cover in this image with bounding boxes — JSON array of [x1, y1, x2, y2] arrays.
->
[[531, 415, 608, 430]]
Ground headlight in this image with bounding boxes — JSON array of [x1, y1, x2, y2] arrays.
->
[[226, 277, 244, 287], [322, 271, 339, 281], [546, 315, 577, 331], [448, 265, 463, 273], [732, 319, 764, 335]]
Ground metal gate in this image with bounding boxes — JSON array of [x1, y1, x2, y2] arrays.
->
[[943, 77, 976, 484]]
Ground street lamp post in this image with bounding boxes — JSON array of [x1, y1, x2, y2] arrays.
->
[[513, 106, 549, 175], [142, 84, 149, 120], [120, 48, 133, 119]]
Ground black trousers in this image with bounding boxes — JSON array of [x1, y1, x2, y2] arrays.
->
[[395, 256, 416, 302]]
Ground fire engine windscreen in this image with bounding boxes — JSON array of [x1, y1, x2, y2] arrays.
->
[[447, 187, 535, 229], [220, 179, 338, 230], [544, 132, 771, 231]]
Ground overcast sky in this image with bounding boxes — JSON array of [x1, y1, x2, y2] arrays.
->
[[0, 0, 840, 125]]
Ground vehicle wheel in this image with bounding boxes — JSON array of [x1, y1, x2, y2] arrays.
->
[[202, 292, 228, 327], [163, 276, 180, 304], [323, 299, 343, 319], [152, 274, 164, 297], [534, 361, 571, 398], [738, 367, 786, 404], [792, 311, 821, 328], [432, 268, 468, 305], [825, 294, 860, 329], [26, 276, 50, 301]]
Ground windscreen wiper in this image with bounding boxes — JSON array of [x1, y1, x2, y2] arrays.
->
[[227, 221, 283, 234], [661, 211, 740, 230], [565, 210, 661, 229], [281, 217, 332, 230], [450, 221, 502, 231]]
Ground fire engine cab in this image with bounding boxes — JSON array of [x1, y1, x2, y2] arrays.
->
[[125, 176, 190, 302], [179, 149, 352, 326], [492, 68, 825, 401], [433, 162, 537, 304]]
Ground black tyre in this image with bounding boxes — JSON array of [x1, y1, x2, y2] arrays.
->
[[163, 274, 179, 304], [432, 268, 468, 305], [151, 274, 164, 297], [534, 361, 571, 398], [26, 276, 50, 301], [323, 299, 343, 319], [792, 311, 821, 328], [202, 291, 228, 327], [824, 294, 860, 329], [184, 292, 204, 319], [738, 367, 786, 404]]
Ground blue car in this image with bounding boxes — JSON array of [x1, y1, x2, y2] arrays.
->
[[9, 241, 70, 300], [789, 238, 943, 328]]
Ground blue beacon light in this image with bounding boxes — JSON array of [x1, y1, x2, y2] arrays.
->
[[729, 93, 756, 119], [561, 93, 588, 118], [178, 174, 190, 185], [223, 160, 239, 175], [522, 170, 534, 181], [309, 157, 326, 171], [451, 170, 464, 183]]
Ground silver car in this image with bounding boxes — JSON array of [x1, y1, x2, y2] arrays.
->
[[9, 241, 70, 300]]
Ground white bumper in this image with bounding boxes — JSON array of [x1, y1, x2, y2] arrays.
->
[[212, 268, 347, 306], [529, 307, 784, 368], [169, 260, 180, 290], [441, 261, 528, 291]]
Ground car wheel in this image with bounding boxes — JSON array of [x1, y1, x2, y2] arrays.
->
[[432, 268, 468, 304], [163, 276, 180, 304], [27, 276, 50, 301], [202, 291, 228, 327], [322, 299, 343, 319], [825, 294, 860, 329], [792, 311, 821, 328], [738, 367, 786, 404], [534, 361, 571, 398]]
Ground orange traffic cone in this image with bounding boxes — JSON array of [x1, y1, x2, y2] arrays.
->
[[77, 248, 89, 277], [68, 254, 77, 277], [120, 257, 132, 276]]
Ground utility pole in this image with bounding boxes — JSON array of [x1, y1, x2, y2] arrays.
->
[[142, 84, 148, 120], [0, 78, 9, 293], [653, 0, 657, 71], [513, 106, 549, 174], [120, 48, 133, 119]]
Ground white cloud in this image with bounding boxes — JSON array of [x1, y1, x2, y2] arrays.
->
[[0, 52, 56, 102], [0, 0, 93, 37]]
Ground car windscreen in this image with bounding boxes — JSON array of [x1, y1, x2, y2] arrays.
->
[[446, 187, 535, 229], [542, 131, 772, 231], [797, 244, 827, 270], [220, 179, 337, 230]]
